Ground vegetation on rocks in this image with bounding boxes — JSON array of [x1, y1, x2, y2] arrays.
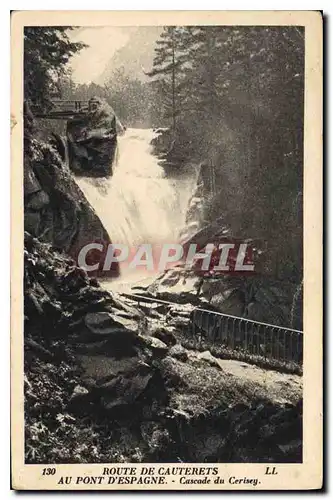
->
[[24, 107, 118, 277], [24, 27, 85, 111], [22, 26, 304, 466], [24, 234, 302, 464], [149, 26, 304, 290]]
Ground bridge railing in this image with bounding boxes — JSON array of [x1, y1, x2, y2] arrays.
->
[[32, 100, 91, 119], [126, 294, 303, 365], [190, 308, 303, 365]]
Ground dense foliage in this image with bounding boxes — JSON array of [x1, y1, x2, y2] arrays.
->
[[23, 27, 304, 464], [59, 68, 157, 128], [148, 26, 304, 283], [23, 25, 304, 285], [24, 27, 85, 110]]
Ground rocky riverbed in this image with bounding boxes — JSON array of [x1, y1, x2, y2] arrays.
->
[[24, 233, 302, 464]]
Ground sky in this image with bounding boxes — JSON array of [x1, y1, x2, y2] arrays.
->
[[68, 27, 134, 84]]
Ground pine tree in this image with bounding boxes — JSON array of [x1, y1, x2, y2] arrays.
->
[[147, 27, 189, 130], [24, 27, 86, 110], [186, 27, 224, 113]]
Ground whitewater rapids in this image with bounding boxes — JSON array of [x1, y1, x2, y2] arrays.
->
[[75, 128, 197, 289]]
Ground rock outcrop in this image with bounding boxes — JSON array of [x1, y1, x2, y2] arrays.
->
[[24, 234, 302, 464], [67, 97, 120, 178], [134, 265, 299, 328], [24, 102, 118, 277]]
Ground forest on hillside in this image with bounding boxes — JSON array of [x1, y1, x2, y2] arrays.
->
[[147, 26, 304, 285], [22, 25, 305, 467], [24, 25, 304, 287]]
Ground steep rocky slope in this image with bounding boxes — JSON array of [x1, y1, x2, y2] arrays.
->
[[132, 265, 301, 330], [24, 103, 118, 277], [24, 234, 302, 464]]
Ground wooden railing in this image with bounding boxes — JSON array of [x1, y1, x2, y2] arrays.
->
[[32, 100, 91, 119]]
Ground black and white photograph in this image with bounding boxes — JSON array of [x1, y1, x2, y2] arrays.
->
[[11, 10, 322, 491]]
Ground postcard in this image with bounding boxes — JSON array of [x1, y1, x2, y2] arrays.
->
[[11, 10, 322, 490]]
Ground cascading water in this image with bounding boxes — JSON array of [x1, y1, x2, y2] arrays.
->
[[75, 128, 198, 290]]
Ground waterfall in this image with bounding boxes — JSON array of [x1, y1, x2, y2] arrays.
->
[[75, 128, 197, 288]]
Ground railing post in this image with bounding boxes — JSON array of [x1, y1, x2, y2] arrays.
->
[[231, 318, 235, 350], [244, 321, 248, 351]]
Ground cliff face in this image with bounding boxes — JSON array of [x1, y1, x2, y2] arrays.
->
[[24, 138, 119, 278], [133, 261, 301, 331], [24, 234, 302, 464], [150, 124, 303, 330]]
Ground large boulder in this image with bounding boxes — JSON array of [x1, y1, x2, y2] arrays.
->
[[146, 267, 202, 305], [66, 97, 119, 178], [139, 264, 299, 328], [24, 234, 167, 420], [24, 138, 118, 278]]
